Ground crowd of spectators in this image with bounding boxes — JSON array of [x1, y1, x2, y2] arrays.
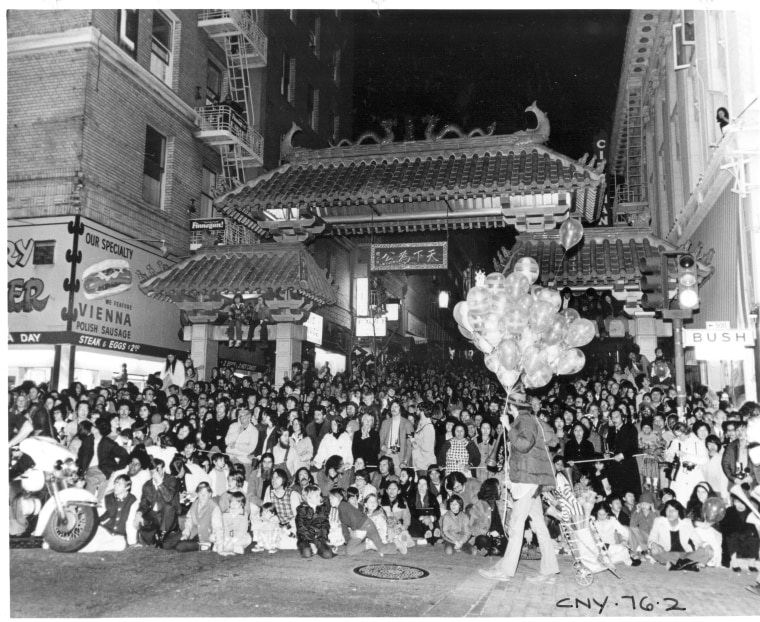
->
[[7, 346, 760, 596]]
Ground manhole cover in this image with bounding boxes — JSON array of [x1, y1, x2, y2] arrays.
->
[[353, 564, 430, 581]]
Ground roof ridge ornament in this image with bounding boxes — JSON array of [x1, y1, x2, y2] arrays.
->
[[331, 119, 397, 147], [280, 121, 303, 164]]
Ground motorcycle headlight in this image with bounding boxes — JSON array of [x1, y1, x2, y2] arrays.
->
[[20, 468, 46, 492]]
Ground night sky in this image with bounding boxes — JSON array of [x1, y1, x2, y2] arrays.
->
[[349, 9, 630, 267], [351, 10, 629, 159]]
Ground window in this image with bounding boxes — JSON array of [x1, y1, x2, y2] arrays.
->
[[117, 10, 138, 58], [206, 61, 222, 104], [307, 14, 320, 57], [331, 48, 341, 85], [32, 241, 55, 265], [673, 20, 694, 71], [150, 10, 174, 86], [281, 52, 295, 103], [329, 108, 340, 140], [307, 85, 319, 131], [201, 167, 217, 218], [143, 126, 166, 208]]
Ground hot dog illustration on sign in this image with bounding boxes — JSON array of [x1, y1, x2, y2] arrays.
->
[[82, 259, 133, 300]]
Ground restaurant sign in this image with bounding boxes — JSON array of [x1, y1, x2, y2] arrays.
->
[[370, 241, 448, 272]]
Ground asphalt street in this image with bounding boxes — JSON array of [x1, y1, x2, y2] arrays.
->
[[8, 544, 760, 617]]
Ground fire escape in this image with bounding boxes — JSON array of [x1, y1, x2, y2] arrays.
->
[[612, 83, 649, 225], [194, 10, 268, 245]]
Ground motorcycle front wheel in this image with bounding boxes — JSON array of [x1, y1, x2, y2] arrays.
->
[[43, 503, 98, 553]]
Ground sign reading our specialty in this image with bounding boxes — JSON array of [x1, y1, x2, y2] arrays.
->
[[370, 241, 448, 271]]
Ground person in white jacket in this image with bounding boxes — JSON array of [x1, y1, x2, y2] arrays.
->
[[312, 418, 353, 470], [666, 422, 709, 504], [648, 499, 714, 569]]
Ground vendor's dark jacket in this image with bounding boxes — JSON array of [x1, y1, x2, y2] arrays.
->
[[78, 434, 128, 478], [508, 413, 558, 487], [138, 474, 180, 516], [295, 502, 330, 545], [722, 440, 760, 486]]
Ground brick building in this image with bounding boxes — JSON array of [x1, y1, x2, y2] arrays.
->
[[7, 9, 356, 388]]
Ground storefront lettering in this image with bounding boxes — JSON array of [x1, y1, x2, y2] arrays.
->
[[76, 303, 132, 326], [7, 239, 35, 268], [8, 332, 41, 343], [8, 278, 49, 313], [84, 232, 134, 261]]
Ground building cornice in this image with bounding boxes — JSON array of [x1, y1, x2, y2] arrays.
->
[[8, 27, 200, 126]]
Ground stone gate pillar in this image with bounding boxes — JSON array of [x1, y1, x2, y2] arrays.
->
[[189, 323, 219, 382], [273, 323, 307, 388]]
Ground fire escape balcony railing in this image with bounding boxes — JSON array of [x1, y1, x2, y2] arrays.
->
[[193, 105, 264, 163], [197, 10, 268, 64]]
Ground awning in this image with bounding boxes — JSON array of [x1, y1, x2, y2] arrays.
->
[[214, 133, 606, 234], [139, 243, 337, 307], [495, 226, 714, 290]]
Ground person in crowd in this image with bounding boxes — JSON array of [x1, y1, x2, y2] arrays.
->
[[259, 468, 299, 550], [78, 474, 137, 553], [313, 418, 353, 471], [370, 455, 396, 496], [719, 486, 760, 571], [379, 400, 414, 474], [592, 502, 639, 566], [134, 457, 180, 547], [722, 421, 754, 491], [408, 475, 441, 545], [441, 495, 477, 556], [289, 418, 314, 474], [77, 418, 129, 502], [316, 455, 353, 498], [295, 484, 334, 559], [305, 406, 331, 457], [250, 502, 282, 553], [437, 422, 481, 477], [411, 403, 437, 477], [381, 480, 415, 554], [628, 491, 657, 555], [648, 499, 715, 570], [564, 422, 596, 482], [217, 491, 252, 555], [162, 354, 185, 391], [225, 408, 258, 477], [427, 464, 448, 506], [605, 408, 641, 497], [247, 453, 274, 509], [291, 467, 315, 498], [169, 481, 223, 552], [669, 422, 710, 504], [479, 405, 559, 583], [469, 478, 506, 557], [328, 488, 397, 555], [444, 471, 481, 510]]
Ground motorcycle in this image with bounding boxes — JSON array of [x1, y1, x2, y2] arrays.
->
[[11, 436, 99, 552]]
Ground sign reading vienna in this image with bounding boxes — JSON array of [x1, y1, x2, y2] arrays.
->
[[370, 242, 448, 272]]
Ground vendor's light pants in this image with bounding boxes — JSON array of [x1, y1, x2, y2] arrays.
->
[[491, 484, 559, 578]]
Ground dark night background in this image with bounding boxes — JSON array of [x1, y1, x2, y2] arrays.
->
[[349, 9, 630, 267], [351, 10, 629, 159]]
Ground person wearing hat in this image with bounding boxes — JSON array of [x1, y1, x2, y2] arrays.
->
[[628, 491, 658, 556], [479, 404, 560, 583]]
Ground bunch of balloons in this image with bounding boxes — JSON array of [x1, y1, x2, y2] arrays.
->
[[453, 258, 596, 392]]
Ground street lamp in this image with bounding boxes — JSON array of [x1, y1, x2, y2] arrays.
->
[[135, 238, 169, 257]]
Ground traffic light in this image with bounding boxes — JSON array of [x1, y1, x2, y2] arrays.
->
[[639, 255, 666, 311], [676, 253, 699, 310]]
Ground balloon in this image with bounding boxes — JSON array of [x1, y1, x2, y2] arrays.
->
[[559, 218, 584, 251], [466, 286, 492, 317], [453, 301, 467, 325], [504, 272, 530, 301], [467, 311, 485, 334], [497, 368, 521, 391], [560, 308, 581, 323], [518, 326, 540, 351], [496, 338, 521, 371], [522, 345, 548, 375], [513, 292, 534, 314], [544, 344, 563, 370], [489, 290, 511, 316], [531, 301, 556, 333], [458, 324, 473, 340], [535, 288, 562, 312], [544, 316, 568, 346], [557, 348, 586, 375], [503, 306, 530, 334], [523, 365, 553, 388], [513, 257, 540, 284], [565, 319, 596, 348], [473, 333, 495, 354], [484, 330, 506, 348], [484, 352, 501, 373], [703, 497, 727, 524], [485, 272, 507, 293]]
